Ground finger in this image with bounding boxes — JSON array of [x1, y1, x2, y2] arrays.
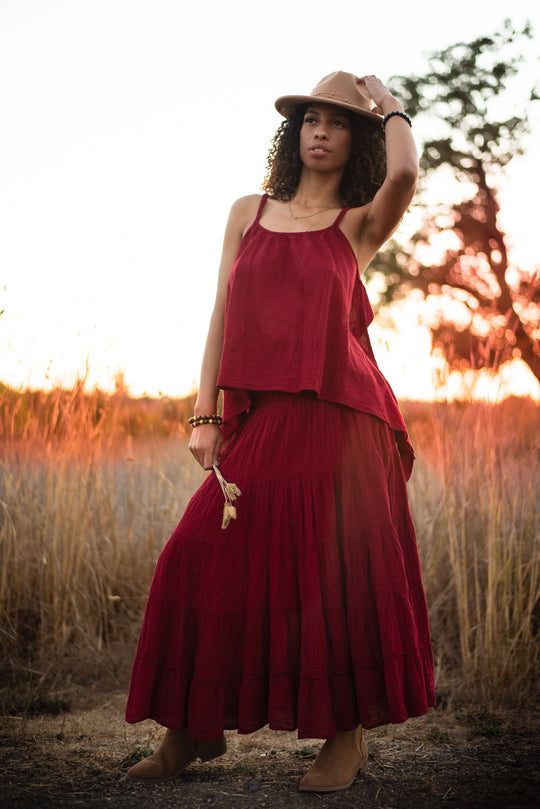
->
[[210, 439, 223, 468], [201, 448, 213, 470], [193, 449, 203, 468], [189, 442, 204, 469]]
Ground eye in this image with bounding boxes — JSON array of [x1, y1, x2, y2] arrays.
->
[[304, 115, 316, 124], [334, 119, 347, 128]]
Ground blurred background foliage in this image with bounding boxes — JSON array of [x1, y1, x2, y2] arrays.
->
[[367, 20, 540, 382]]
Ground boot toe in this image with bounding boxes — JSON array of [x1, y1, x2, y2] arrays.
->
[[298, 728, 368, 792], [299, 767, 359, 792], [124, 731, 227, 782]]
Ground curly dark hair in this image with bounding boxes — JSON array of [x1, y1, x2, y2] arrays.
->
[[262, 105, 387, 207]]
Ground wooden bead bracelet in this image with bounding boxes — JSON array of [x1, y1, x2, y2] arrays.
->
[[188, 414, 223, 427]]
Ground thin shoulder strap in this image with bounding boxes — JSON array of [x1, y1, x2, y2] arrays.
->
[[255, 193, 268, 223], [333, 206, 350, 227]]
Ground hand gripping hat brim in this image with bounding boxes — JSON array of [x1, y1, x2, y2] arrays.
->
[[275, 71, 383, 122]]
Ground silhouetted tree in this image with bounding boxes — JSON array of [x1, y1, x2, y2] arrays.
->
[[368, 21, 540, 382]]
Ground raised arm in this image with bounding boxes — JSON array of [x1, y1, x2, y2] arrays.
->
[[189, 195, 256, 470], [356, 75, 418, 257]]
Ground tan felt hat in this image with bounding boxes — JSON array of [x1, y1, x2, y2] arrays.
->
[[275, 71, 382, 122]]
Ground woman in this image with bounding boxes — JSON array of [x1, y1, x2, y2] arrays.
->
[[124, 71, 435, 793]]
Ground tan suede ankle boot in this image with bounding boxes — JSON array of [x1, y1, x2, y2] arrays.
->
[[125, 728, 227, 781], [299, 725, 368, 792]]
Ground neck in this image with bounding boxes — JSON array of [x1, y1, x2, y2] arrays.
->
[[293, 168, 344, 209]]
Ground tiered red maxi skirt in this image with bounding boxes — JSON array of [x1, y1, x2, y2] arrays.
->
[[125, 392, 435, 740]]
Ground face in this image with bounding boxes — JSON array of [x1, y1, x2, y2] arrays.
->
[[298, 103, 352, 172]]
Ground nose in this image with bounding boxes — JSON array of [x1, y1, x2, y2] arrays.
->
[[314, 122, 329, 139]]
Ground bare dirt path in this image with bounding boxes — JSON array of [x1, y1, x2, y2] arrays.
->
[[1, 693, 538, 809]]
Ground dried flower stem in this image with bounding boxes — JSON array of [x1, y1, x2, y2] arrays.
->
[[213, 464, 242, 529]]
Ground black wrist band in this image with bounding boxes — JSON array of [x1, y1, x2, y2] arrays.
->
[[382, 110, 412, 130]]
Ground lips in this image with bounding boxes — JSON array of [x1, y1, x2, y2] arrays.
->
[[308, 144, 331, 153]]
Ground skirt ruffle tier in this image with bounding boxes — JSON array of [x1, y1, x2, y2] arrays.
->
[[125, 391, 435, 739]]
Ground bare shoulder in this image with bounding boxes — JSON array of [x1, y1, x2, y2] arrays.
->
[[340, 202, 388, 273], [228, 194, 263, 236], [215, 195, 264, 291], [340, 204, 370, 246], [343, 203, 370, 226], [230, 193, 262, 212]]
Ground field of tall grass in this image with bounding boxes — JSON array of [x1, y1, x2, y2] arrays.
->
[[0, 383, 538, 709]]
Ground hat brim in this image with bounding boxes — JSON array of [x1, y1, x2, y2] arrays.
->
[[274, 94, 383, 122]]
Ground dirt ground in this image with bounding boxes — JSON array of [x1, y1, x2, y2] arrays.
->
[[1, 691, 538, 809]]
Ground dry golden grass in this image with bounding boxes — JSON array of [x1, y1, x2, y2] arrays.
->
[[402, 397, 540, 704], [0, 384, 203, 696], [0, 384, 538, 708]]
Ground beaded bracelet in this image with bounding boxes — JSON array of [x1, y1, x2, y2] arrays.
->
[[382, 110, 412, 130], [188, 414, 223, 427]]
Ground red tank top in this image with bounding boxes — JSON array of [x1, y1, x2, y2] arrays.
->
[[217, 194, 414, 479]]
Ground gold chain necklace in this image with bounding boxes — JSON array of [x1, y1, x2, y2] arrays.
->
[[288, 201, 337, 220]]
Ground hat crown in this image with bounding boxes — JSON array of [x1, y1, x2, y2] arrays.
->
[[309, 71, 373, 113], [274, 71, 381, 121]]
